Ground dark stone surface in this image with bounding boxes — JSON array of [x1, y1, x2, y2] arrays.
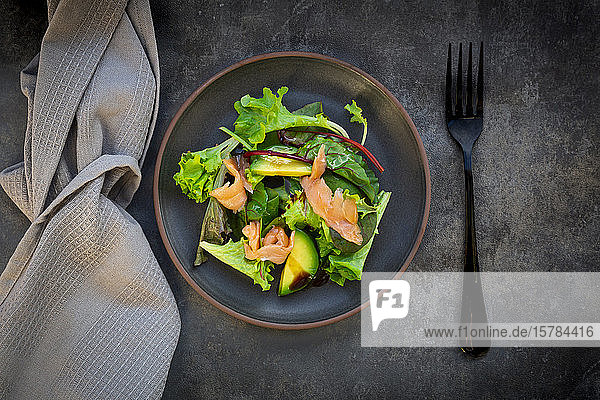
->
[[1, 0, 599, 398]]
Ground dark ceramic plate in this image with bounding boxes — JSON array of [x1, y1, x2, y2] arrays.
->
[[154, 52, 430, 329]]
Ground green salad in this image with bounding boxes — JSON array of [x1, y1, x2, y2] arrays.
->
[[174, 87, 391, 296]]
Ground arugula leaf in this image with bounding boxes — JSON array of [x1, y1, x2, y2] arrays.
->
[[298, 136, 378, 202], [221, 87, 337, 149], [173, 138, 238, 203], [199, 240, 274, 290], [344, 100, 368, 145], [326, 191, 391, 286]]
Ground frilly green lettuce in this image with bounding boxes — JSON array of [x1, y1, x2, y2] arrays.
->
[[220, 87, 346, 150], [173, 138, 238, 203], [344, 100, 368, 145]]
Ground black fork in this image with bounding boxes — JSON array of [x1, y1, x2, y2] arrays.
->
[[446, 42, 490, 358]]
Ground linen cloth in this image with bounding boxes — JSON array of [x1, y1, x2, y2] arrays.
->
[[0, 0, 180, 398]]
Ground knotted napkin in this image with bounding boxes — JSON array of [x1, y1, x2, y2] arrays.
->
[[0, 0, 180, 398]]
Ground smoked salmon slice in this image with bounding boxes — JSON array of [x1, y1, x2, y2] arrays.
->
[[300, 145, 363, 245], [210, 158, 248, 212], [242, 220, 295, 264]]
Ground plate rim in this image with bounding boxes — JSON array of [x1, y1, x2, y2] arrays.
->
[[153, 51, 431, 330]]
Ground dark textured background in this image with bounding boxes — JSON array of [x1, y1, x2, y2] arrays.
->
[[1, 0, 599, 398]]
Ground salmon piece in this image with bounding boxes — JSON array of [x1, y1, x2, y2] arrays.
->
[[343, 196, 358, 224], [309, 145, 327, 180], [300, 145, 363, 245], [210, 158, 247, 212], [243, 221, 295, 264], [242, 220, 261, 253]]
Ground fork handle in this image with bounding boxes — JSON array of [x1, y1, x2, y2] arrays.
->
[[463, 151, 478, 274], [460, 150, 490, 357]]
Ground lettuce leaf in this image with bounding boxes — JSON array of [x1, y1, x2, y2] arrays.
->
[[344, 100, 368, 145], [343, 190, 377, 217], [199, 240, 274, 290], [292, 101, 323, 117], [315, 220, 340, 258], [326, 191, 391, 286], [194, 162, 231, 266], [173, 138, 238, 203], [220, 87, 336, 149], [282, 192, 321, 230]]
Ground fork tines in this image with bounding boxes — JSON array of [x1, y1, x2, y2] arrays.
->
[[446, 42, 483, 119]]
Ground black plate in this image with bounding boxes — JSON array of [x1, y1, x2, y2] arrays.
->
[[154, 52, 430, 329]]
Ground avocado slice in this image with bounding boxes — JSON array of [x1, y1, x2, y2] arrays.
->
[[278, 229, 319, 296], [250, 155, 312, 177]]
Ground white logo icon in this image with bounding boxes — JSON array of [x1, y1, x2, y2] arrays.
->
[[369, 280, 410, 331]]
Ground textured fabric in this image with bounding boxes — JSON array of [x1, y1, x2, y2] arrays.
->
[[0, 0, 181, 398]]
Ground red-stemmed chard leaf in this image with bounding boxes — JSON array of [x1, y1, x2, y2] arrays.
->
[[280, 129, 384, 172]]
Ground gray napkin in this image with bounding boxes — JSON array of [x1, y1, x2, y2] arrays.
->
[[0, 0, 180, 398]]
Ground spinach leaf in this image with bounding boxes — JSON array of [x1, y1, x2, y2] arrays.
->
[[272, 177, 302, 206], [256, 131, 281, 149], [265, 187, 280, 224], [262, 216, 286, 236], [315, 220, 341, 258], [246, 182, 280, 227], [278, 129, 316, 146]]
